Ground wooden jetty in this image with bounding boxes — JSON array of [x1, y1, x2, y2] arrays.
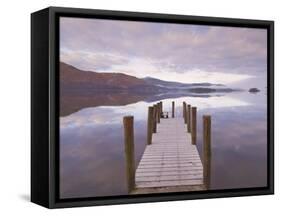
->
[[123, 101, 211, 194]]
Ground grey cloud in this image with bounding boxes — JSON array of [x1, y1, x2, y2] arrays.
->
[[61, 50, 129, 72], [60, 17, 267, 77]]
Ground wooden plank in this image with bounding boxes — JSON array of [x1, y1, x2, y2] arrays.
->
[[135, 117, 203, 190], [131, 185, 206, 194], [136, 167, 203, 173], [136, 172, 202, 177], [139, 159, 202, 164], [136, 173, 203, 182], [136, 179, 204, 188], [136, 170, 203, 177]]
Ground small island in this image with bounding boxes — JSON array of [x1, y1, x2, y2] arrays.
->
[[249, 88, 260, 93]]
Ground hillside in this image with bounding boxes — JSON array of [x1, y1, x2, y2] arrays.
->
[[143, 77, 224, 89], [60, 62, 239, 116], [60, 62, 238, 94], [60, 62, 158, 92]]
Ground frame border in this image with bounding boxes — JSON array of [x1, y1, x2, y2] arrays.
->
[[45, 6, 274, 208]]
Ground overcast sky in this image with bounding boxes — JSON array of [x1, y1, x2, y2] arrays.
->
[[60, 17, 267, 87]]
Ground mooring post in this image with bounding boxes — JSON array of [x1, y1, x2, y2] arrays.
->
[[203, 115, 211, 189], [152, 105, 157, 133], [183, 102, 187, 123], [182, 102, 184, 117], [147, 106, 154, 145], [123, 116, 135, 193], [157, 103, 161, 123], [187, 104, 191, 132], [172, 101, 175, 118], [191, 107, 197, 144]]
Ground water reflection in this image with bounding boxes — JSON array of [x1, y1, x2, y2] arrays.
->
[[60, 91, 267, 198]]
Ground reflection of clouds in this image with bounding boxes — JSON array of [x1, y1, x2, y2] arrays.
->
[[60, 92, 267, 196], [195, 104, 267, 189], [61, 95, 250, 130], [61, 108, 116, 129], [199, 105, 266, 149], [60, 121, 128, 198], [60, 102, 149, 130], [60, 104, 148, 198], [160, 95, 250, 111]]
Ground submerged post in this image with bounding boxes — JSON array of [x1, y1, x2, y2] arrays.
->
[[203, 115, 211, 189], [172, 101, 175, 118], [187, 105, 191, 132], [183, 102, 187, 123], [191, 107, 197, 144], [147, 106, 154, 145], [123, 116, 135, 192], [153, 104, 157, 133]]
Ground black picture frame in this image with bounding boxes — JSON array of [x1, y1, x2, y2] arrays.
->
[[31, 6, 274, 208]]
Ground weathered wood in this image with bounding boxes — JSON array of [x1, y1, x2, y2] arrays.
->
[[136, 169, 203, 177], [135, 118, 203, 191], [153, 105, 157, 133], [172, 101, 175, 118], [203, 115, 211, 189], [147, 107, 154, 145], [183, 102, 187, 123], [136, 166, 203, 173], [123, 116, 135, 192], [131, 185, 206, 194], [157, 103, 161, 123], [136, 179, 203, 188], [191, 107, 197, 144], [187, 105, 191, 132], [160, 101, 163, 114]]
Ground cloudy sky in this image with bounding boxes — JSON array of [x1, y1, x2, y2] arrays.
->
[[60, 17, 267, 87]]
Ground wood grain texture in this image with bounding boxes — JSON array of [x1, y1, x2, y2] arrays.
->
[[135, 117, 203, 191], [203, 115, 211, 189], [191, 107, 197, 144], [123, 116, 135, 192], [147, 107, 154, 145]]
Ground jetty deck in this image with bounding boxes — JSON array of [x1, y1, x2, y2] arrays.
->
[[135, 117, 203, 191], [123, 101, 211, 194]]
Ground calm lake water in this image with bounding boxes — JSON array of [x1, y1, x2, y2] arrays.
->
[[60, 91, 267, 198]]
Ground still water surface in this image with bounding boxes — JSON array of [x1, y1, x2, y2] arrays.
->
[[60, 91, 267, 198]]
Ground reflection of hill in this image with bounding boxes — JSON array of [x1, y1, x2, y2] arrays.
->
[[60, 62, 160, 93], [60, 62, 240, 116], [60, 91, 145, 116], [60, 62, 238, 94], [60, 90, 224, 116]]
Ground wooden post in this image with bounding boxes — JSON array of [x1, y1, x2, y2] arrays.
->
[[157, 103, 161, 123], [160, 101, 163, 114], [183, 102, 187, 123], [191, 107, 197, 144], [187, 105, 191, 132], [153, 105, 157, 133], [203, 115, 211, 189], [172, 101, 175, 118], [182, 102, 184, 117], [123, 116, 135, 192], [147, 106, 154, 145]]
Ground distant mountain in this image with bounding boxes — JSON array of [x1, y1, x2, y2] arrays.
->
[[60, 62, 159, 93], [143, 77, 224, 89], [60, 62, 241, 116], [60, 62, 238, 94]]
